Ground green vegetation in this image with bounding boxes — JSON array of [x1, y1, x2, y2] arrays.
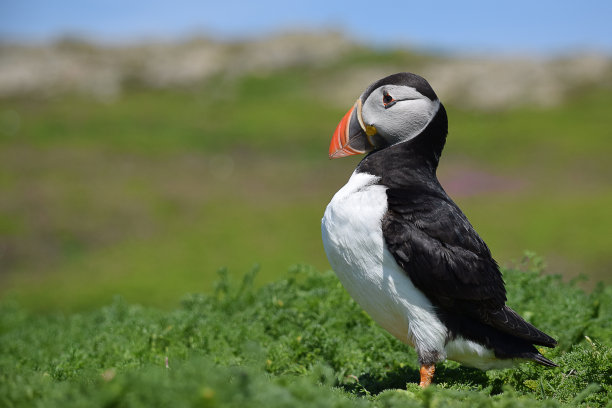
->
[[1, 41, 609, 407], [1, 257, 610, 407], [1, 53, 610, 310]]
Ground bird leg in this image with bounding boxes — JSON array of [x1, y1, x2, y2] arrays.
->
[[419, 364, 435, 388]]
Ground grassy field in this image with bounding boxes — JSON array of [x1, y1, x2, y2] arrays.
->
[[1, 259, 610, 407], [1, 56, 610, 311], [0, 44, 611, 406]]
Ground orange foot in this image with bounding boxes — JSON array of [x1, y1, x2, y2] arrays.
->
[[419, 364, 435, 388]]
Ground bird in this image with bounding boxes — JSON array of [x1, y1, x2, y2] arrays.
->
[[321, 72, 557, 388]]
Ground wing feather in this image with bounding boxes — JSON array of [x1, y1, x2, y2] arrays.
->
[[383, 187, 556, 347]]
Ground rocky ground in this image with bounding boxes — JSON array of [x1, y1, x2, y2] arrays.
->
[[1, 31, 610, 109]]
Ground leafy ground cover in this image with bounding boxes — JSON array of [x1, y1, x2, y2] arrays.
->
[[1, 256, 610, 407]]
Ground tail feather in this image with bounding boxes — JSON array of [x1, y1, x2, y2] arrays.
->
[[532, 353, 558, 367], [487, 306, 558, 348]]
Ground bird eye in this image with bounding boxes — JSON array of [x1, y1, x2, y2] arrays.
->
[[382, 92, 395, 107]]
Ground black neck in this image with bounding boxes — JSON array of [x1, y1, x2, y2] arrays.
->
[[356, 103, 448, 189]]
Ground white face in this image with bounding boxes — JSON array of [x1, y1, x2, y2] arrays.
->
[[361, 84, 440, 146]]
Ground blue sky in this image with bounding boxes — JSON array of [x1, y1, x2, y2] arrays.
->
[[2, 0, 611, 55]]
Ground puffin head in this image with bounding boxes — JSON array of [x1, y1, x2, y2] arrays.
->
[[329, 72, 444, 159]]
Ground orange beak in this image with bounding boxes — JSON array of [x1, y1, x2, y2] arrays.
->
[[329, 99, 375, 159]]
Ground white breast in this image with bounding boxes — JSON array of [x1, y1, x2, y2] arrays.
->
[[321, 171, 515, 369], [321, 171, 448, 357]]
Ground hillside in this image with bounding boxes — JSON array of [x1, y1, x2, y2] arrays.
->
[[0, 33, 610, 407], [0, 33, 611, 310]]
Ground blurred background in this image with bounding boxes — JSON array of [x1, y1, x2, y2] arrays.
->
[[1, 1, 610, 311]]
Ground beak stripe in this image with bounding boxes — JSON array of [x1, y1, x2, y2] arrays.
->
[[329, 102, 364, 159], [328, 98, 376, 159]]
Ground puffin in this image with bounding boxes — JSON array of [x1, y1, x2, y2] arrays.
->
[[321, 72, 557, 388]]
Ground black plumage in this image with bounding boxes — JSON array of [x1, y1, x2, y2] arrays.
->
[[357, 101, 557, 365]]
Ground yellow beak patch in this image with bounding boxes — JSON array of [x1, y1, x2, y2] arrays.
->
[[365, 125, 377, 137]]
